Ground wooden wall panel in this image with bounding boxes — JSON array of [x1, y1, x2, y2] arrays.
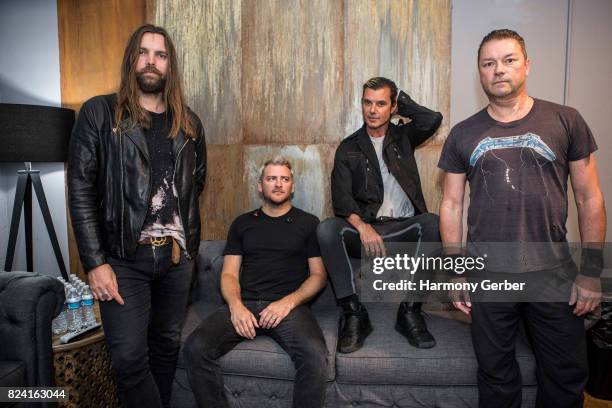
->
[[343, 0, 451, 144], [200, 144, 246, 240], [58, 0, 148, 112], [156, 0, 243, 145], [414, 145, 444, 214], [241, 0, 345, 144]]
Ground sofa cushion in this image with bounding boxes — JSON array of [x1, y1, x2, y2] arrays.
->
[[179, 301, 340, 382], [0, 360, 26, 387], [334, 304, 537, 386]]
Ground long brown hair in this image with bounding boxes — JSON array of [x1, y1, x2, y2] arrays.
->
[[115, 24, 195, 139]]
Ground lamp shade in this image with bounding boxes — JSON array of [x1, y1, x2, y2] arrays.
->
[[0, 103, 75, 162]]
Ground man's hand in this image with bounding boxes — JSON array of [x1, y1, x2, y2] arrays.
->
[[88, 264, 125, 305], [229, 303, 259, 339], [358, 223, 386, 258], [569, 274, 601, 316], [449, 276, 471, 315], [259, 297, 296, 329]]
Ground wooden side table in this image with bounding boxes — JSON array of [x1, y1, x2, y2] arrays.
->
[[53, 323, 120, 407]]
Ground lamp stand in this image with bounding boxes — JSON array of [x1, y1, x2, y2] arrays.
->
[[4, 162, 69, 280]]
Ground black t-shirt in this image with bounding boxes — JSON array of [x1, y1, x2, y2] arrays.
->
[[438, 99, 597, 271], [223, 207, 321, 301], [140, 111, 185, 246]]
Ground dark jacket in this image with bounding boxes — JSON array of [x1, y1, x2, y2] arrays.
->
[[331, 92, 442, 222], [68, 94, 206, 272]]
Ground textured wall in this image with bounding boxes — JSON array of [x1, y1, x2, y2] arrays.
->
[[156, 0, 451, 239]]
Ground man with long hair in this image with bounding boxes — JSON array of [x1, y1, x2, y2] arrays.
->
[[68, 24, 206, 407]]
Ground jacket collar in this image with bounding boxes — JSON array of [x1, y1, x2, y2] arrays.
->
[[122, 124, 149, 163]]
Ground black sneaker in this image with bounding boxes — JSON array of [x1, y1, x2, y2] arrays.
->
[[395, 302, 436, 349], [337, 301, 373, 353]]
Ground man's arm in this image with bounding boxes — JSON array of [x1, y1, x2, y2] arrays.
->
[[220, 254, 260, 339], [346, 213, 386, 258], [68, 100, 105, 272], [439, 172, 469, 314], [259, 257, 327, 329], [331, 147, 361, 218], [396, 91, 443, 149], [569, 154, 606, 316], [68, 100, 124, 304], [331, 147, 385, 257]]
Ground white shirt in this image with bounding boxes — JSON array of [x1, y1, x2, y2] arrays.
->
[[369, 135, 415, 218]]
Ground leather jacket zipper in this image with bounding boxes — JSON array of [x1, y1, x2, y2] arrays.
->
[[365, 158, 370, 191], [117, 126, 126, 258], [172, 138, 190, 256]]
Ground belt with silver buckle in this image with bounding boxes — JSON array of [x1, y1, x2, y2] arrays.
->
[[138, 236, 172, 247]]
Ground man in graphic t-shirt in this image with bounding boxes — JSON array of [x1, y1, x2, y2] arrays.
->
[[184, 157, 328, 408], [438, 29, 606, 408]]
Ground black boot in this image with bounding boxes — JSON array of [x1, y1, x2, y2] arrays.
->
[[395, 302, 436, 349], [337, 299, 373, 353]]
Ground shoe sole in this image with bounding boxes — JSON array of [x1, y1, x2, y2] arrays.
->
[[337, 323, 373, 354], [394, 323, 436, 349]]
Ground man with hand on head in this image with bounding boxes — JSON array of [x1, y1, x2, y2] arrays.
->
[[317, 77, 443, 352], [184, 157, 328, 408], [68, 24, 206, 408], [439, 29, 605, 408]]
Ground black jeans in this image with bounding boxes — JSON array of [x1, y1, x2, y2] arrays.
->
[[183, 301, 328, 408], [471, 301, 588, 408], [100, 244, 194, 408], [317, 213, 441, 299]]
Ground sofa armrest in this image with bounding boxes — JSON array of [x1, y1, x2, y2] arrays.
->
[[0, 272, 65, 386], [192, 241, 227, 305]]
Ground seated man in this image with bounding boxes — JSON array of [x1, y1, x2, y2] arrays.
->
[[318, 77, 443, 352], [184, 157, 328, 408]]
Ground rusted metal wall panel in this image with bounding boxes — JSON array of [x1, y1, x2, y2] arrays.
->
[[155, 0, 451, 239], [343, 0, 451, 144], [199, 144, 247, 240], [156, 0, 243, 145], [241, 0, 345, 144]]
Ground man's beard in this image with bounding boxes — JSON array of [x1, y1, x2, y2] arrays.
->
[[262, 189, 292, 206], [136, 69, 166, 94]]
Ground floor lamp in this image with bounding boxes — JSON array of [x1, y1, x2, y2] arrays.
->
[[1, 103, 75, 280]]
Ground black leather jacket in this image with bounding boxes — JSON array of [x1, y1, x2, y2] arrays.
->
[[331, 92, 442, 222], [68, 94, 206, 272]]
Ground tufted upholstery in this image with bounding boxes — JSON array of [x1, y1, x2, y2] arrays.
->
[[0, 271, 65, 406], [172, 241, 538, 407]]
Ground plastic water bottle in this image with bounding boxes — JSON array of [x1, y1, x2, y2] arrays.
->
[[52, 303, 68, 334], [52, 278, 68, 335], [80, 285, 97, 327], [66, 287, 82, 332]]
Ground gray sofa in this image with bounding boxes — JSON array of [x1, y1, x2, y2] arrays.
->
[[171, 241, 538, 407], [0, 271, 65, 408]]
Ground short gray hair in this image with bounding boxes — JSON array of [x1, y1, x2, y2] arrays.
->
[[258, 156, 293, 181]]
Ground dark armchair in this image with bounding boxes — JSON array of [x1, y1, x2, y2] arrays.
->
[[0, 271, 65, 393]]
